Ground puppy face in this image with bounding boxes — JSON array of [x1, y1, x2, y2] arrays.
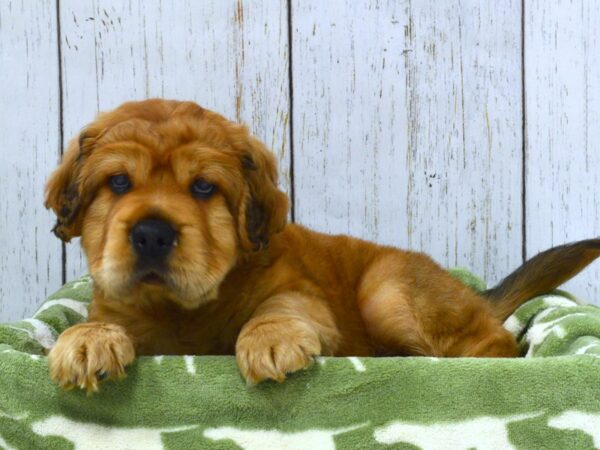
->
[[45, 100, 288, 309]]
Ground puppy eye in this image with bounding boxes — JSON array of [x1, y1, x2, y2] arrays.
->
[[190, 178, 216, 199], [108, 174, 132, 194]]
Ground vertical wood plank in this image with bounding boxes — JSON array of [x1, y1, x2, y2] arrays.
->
[[292, 0, 523, 286], [59, 0, 290, 280], [292, 0, 410, 244], [0, 0, 62, 322], [526, 0, 600, 305], [405, 0, 523, 285]]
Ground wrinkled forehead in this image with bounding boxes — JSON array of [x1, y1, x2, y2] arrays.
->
[[82, 118, 244, 187], [96, 115, 234, 153]]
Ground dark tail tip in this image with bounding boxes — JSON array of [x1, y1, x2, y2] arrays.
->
[[484, 238, 600, 321]]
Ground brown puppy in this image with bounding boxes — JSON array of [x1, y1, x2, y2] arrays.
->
[[45, 99, 600, 392]]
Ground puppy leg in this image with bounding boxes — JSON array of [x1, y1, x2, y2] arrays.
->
[[236, 293, 340, 384], [358, 253, 519, 358], [48, 322, 135, 393]]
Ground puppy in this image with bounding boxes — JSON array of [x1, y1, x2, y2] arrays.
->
[[45, 99, 600, 392]]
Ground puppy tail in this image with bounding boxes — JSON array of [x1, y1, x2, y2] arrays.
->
[[483, 238, 600, 321]]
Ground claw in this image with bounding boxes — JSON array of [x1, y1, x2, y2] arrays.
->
[[96, 370, 108, 381]]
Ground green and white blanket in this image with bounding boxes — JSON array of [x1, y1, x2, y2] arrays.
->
[[1, 269, 600, 450]]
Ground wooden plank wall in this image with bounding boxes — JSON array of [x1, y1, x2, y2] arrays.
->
[[0, 0, 62, 321], [525, 0, 600, 303], [292, 0, 523, 287], [1, 0, 599, 321]]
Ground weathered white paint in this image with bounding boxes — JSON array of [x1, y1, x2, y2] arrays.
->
[[59, 0, 291, 280], [0, 0, 63, 322], [1, 1, 600, 322], [292, 0, 410, 247], [292, 0, 523, 287], [406, 0, 523, 287], [525, 0, 600, 304]]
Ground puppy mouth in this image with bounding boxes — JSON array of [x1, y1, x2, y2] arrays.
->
[[140, 272, 165, 285], [134, 263, 169, 286]]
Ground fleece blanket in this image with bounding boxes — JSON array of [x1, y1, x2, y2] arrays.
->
[[1, 270, 600, 450]]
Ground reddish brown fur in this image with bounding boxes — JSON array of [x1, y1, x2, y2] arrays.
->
[[44, 99, 596, 392]]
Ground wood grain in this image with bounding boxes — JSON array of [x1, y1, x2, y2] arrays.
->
[[525, 0, 600, 304], [0, 0, 62, 321], [292, 0, 410, 245], [59, 0, 291, 280], [292, 0, 523, 287]]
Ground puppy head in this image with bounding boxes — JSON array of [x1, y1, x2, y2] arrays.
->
[[45, 99, 289, 308]]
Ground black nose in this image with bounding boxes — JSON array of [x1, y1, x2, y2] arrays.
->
[[130, 219, 176, 262]]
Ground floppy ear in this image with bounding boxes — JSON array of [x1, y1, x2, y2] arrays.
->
[[44, 131, 95, 242], [237, 134, 289, 251]]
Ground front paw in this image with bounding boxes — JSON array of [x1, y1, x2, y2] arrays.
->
[[48, 322, 135, 393], [236, 317, 321, 384]]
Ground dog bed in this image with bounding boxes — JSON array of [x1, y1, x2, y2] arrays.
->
[[1, 269, 600, 450]]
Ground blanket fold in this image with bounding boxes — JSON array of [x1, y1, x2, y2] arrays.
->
[[1, 270, 600, 450]]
